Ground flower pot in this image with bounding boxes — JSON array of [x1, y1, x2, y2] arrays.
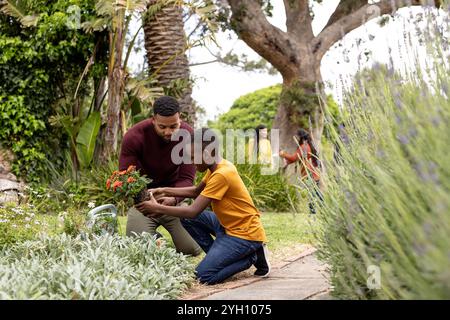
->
[[133, 189, 150, 204]]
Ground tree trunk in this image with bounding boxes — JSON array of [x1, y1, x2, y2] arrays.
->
[[143, 0, 195, 124], [99, 19, 126, 164], [273, 57, 323, 153]]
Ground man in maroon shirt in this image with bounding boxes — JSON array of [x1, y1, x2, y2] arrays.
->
[[119, 96, 201, 256]]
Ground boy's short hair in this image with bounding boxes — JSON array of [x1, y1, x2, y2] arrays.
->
[[153, 96, 180, 116]]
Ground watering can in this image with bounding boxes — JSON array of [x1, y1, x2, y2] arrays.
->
[[85, 204, 118, 235]]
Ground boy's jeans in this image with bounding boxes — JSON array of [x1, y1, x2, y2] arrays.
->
[[181, 210, 263, 285]]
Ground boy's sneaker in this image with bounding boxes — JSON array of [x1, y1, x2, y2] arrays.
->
[[254, 244, 271, 277]]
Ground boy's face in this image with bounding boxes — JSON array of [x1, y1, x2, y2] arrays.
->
[[189, 144, 210, 172]]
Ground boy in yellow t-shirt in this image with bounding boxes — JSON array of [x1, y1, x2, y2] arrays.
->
[[136, 128, 270, 284]]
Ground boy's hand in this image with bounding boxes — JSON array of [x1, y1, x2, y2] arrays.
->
[[148, 187, 166, 200], [135, 192, 162, 218], [158, 196, 177, 206]]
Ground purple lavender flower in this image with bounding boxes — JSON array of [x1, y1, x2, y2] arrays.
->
[[396, 134, 409, 145]]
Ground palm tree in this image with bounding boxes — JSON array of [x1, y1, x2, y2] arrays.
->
[[143, 0, 195, 124]]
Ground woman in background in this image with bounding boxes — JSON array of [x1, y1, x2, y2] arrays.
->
[[279, 129, 322, 214], [248, 124, 273, 166]]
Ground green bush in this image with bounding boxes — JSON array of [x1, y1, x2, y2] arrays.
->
[[0, 233, 195, 299], [314, 46, 450, 297], [0, 1, 105, 182], [0, 203, 46, 246], [27, 157, 128, 215], [208, 85, 281, 131]]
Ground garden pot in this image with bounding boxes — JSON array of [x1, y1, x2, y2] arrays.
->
[[133, 189, 150, 204]]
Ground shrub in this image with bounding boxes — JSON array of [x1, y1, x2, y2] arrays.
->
[[27, 157, 129, 215], [313, 42, 450, 297], [0, 203, 46, 246], [0, 233, 195, 299], [208, 85, 281, 131]]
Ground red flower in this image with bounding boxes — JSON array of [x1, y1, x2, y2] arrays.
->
[[112, 181, 123, 191], [119, 170, 127, 176], [127, 177, 136, 183], [127, 165, 136, 173], [106, 179, 111, 189]]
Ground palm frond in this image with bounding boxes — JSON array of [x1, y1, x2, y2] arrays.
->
[[0, 0, 39, 27]]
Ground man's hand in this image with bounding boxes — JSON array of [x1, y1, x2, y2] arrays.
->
[[135, 192, 162, 218], [158, 196, 177, 206]]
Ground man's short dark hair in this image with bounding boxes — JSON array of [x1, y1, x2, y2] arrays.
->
[[153, 96, 180, 116]]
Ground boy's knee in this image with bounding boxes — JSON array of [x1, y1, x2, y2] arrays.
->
[[195, 266, 218, 285]]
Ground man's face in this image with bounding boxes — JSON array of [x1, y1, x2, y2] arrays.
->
[[153, 113, 181, 142]]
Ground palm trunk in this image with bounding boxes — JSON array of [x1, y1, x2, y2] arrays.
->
[[143, 1, 195, 124]]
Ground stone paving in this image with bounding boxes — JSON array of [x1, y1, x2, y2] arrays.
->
[[201, 250, 331, 300]]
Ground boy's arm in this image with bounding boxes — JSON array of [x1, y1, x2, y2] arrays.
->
[[135, 194, 211, 219], [150, 182, 206, 200]]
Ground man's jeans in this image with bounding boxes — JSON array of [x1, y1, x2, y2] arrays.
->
[[181, 211, 263, 285]]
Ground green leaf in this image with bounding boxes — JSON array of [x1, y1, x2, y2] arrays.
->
[[76, 112, 101, 168]]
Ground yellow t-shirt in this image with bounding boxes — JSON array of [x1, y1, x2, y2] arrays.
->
[[200, 159, 267, 242]]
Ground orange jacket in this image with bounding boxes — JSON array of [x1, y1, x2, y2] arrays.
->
[[281, 143, 320, 181]]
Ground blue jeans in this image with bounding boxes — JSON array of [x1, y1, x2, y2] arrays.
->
[[181, 211, 263, 285]]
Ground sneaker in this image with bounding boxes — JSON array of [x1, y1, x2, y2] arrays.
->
[[254, 244, 271, 277]]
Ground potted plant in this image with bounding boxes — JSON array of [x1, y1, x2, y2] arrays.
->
[[106, 165, 152, 205]]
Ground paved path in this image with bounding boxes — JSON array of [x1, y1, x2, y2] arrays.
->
[[203, 251, 331, 300]]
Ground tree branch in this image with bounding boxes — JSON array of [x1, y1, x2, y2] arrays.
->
[[313, 0, 425, 61], [227, 0, 299, 80], [322, 0, 367, 31], [283, 0, 314, 41], [189, 59, 219, 67]]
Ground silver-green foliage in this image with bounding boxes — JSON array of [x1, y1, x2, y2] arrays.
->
[[314, 15, 450, 299], [0, 233, 195, 299]]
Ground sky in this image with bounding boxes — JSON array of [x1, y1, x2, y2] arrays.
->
[[128, 1, 444, 125]]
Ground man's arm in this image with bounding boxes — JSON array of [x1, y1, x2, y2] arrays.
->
[[119, 132, 143, 171], [135, 193, 212, 219]]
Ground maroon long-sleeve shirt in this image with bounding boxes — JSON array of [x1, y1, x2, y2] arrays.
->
[[119, 118, 196, 194]]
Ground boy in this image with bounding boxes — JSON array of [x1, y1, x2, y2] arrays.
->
[[136, 128, 270, 285]]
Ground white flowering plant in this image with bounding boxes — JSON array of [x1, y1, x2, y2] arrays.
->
[[0, 233, 195, 299], [0, 203, 45, 246]]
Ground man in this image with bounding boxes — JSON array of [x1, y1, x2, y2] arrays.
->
[[136, 128, 271, 285], [119, 96, 201, 256]]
